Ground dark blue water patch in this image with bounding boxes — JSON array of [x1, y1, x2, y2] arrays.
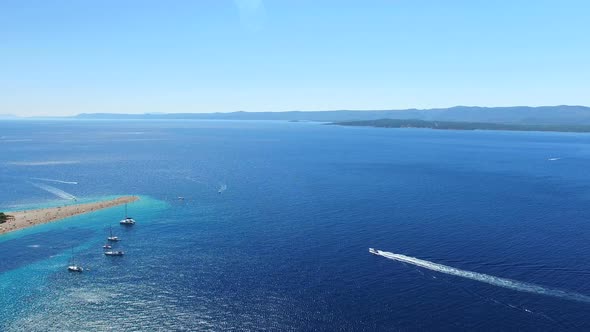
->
[[1, 120, 590, 330], [0, 228, 95, 273]]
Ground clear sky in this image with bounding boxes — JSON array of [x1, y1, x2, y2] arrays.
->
[[1, 0, 589, 116]]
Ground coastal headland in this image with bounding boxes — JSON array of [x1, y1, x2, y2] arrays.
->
[[0, 196, 139, 235]]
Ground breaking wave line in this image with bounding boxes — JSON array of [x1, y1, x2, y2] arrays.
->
[[371, 249, 590, 304], [31, 183, 77, 200], [31, 177, 78, 185]]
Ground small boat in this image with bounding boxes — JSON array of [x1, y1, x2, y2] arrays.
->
[[218, 184, 227, 194], [107, 226, 120, 241], [119, 204, 136, 225], [104, 250, 124, 256], [104, 236, 124, 256], [369, 248, 379, 255], [67, 247, 84, 272], [120, 217, 135, 225], [68, 265, 84, 272]]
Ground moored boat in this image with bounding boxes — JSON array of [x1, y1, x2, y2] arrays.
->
[[68, 265, 84, 272], [119, 204, 136, 225], [104, 250, 124, 256], [107, 226, 120, 241], [67, 247, 84, 272]]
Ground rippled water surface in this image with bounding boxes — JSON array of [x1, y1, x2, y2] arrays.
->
[[1, 120, 589, 330]]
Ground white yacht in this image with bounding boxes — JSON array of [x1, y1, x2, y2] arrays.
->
[[120, 217, 135, 225], [104, 250, 124, 256], [119, 204, 136, 225], [68, 265, 84, 272], [107, 226, 120, 241], [67, 248, 84, 272]]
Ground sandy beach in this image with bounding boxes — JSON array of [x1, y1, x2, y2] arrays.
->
[[0, 196, 139, 235]]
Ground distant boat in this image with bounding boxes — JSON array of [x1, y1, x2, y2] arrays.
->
[[104, 250, 124, 256], [107, 226, 120, 241], [368, 248, 379, 255], [119, 204, 136, 225], [68, 265, 84, 272], [67, 247, 84, 272], [104, 235, 124, 256], [218, 184, 227, 194]]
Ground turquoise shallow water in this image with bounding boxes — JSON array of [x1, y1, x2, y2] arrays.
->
[[1, 120, 590, 330], [0, 196, 168, 330]]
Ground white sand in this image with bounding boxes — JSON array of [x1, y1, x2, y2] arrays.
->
[[0, 196, 139, 235]]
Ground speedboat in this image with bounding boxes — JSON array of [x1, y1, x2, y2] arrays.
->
[[103, 244, 112, 249], [369, 248, 379, 255], [68, 265, 83, 272], [104, 250, 124, 256], [119, 217, 135, 225]]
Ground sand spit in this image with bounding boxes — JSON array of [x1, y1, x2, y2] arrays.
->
[[0, 196, 139, 235]]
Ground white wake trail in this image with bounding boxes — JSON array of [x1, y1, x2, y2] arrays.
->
[[31, 183, 77, 200], [31, 177, 78, 185], [371, 249, 590, 304]]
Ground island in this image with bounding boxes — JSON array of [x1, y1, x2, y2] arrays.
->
[[329, 119, 590, 133], [0, 196, 139, 235]]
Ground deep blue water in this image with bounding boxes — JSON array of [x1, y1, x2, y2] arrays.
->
[[1, 120, 589, 331]]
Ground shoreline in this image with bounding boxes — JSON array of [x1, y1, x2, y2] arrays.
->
[[0, 196, 139, 235], [329, 119, 590, 133]]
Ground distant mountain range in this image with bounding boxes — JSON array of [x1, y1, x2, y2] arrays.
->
[[73, 106, 590, 125]]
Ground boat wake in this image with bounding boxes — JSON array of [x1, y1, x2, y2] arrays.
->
[[370, 249, 590, 304], [8, 160, 80, 166], [218, 184, 228, 193], [31, 177, 78, 185], [31, 182, 77, 200]]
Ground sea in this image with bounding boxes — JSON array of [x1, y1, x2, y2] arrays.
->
[[0, 119, 589, 331]]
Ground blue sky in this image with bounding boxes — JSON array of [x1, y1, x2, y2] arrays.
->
[[1, 0, 589, 116]]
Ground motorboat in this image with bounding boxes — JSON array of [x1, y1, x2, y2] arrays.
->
[[68, 265, 84, 272], [104, 250, 124, 256], [119, 217, 135, 225]]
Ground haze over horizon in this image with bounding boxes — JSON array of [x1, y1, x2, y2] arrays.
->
[[2, 0, 589, 116]]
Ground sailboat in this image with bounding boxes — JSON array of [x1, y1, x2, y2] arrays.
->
[[104, 239, 124, 256], [107, 226, 120, 241], [119, 204, 136, 225], [67, 247, 84, 272]]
